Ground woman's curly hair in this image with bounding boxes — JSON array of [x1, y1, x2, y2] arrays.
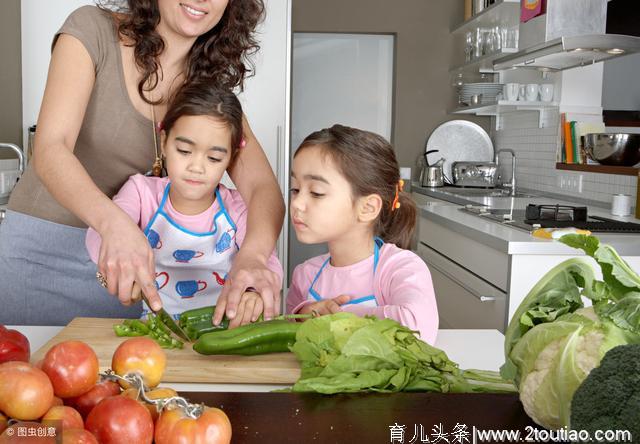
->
[[99, 0, 264, 104]]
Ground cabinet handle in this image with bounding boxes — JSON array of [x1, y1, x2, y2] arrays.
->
[[428, 260, 497, 303]]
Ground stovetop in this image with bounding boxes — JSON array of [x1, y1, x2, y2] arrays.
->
[[460, 204, 640, 234]]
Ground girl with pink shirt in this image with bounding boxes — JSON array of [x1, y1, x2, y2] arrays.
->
[[86, 83, 281, 326], [287, 125, 438, 343]]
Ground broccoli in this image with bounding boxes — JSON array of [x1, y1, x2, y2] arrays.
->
[[570, 344, 640, 439]]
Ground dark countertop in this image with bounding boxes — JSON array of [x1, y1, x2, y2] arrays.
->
[[182, 391, 538, 443]]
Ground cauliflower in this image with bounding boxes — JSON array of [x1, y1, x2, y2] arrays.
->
[[502, 235, 640, 430]]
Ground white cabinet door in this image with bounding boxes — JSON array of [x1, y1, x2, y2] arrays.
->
[[21, 0, 94, 145]]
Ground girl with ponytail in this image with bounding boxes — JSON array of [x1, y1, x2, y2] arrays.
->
[[286, 125, 438, 343]]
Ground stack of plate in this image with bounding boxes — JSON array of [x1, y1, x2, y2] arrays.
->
[[459, 83, 503, 105]]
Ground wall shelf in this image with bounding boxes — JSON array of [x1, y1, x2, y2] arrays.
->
[[450, 48, 518, 74], [451, 100, 559, 129], [556, 163, 639, 176], [450, 0, 520, 35]]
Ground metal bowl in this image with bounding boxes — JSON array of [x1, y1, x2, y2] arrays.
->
[[582, 133, 640, 166]]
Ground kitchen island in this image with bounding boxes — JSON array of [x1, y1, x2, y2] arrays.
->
[[12, 324, 537, 442], [412, 184, 640, 332]]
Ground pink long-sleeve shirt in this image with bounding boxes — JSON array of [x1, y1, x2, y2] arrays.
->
[[287, 243, 438, 344], [85, 174, 283, 280]]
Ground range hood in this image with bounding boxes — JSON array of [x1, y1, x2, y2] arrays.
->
[[493, 33, 640, 71]]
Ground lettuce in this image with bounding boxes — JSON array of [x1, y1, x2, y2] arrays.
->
[[290, 312, 515, 394]]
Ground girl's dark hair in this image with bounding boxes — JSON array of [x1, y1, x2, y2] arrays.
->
[[99, 0, 264, 104], [162, 82, 243, 165], [295, 124, 416, 250]]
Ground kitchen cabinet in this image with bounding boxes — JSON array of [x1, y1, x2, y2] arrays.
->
[[418, 243, 507, 331], [413, 190, 640, 331]]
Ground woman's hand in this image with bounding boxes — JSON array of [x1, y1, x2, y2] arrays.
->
[[97, 212, 162, 311], [213, 251, 281, 325], [299, 295, 351, 316], [228, 290, 264, 329]]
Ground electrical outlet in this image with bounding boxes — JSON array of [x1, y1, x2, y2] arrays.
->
[[557, 173, 583, 193]]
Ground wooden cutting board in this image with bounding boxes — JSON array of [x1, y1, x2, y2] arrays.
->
[[32, 317, 301, 384]]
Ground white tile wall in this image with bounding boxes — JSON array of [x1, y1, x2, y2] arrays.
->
[[494, 110, 637, 207]]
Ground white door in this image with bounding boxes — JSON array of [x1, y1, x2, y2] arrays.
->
[[288, 32, 395, 280]]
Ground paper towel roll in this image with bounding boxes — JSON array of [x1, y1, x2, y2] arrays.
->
[[611, 194, 632, 217]]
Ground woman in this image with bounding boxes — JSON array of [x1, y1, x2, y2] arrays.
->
[[0, 0, 284, 326]]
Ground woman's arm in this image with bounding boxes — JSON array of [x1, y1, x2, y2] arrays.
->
[[213, 115, 285, 324], [33, 34, 161, 310]]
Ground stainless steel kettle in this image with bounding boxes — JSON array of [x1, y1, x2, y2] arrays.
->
[[421, 150, 444, 187]]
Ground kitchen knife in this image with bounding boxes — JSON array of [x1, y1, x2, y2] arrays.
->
[[132, 282, 191, 342]]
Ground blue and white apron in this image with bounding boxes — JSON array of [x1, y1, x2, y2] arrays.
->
[[143, 184, 238, 318], [307, 237, 383, 307]]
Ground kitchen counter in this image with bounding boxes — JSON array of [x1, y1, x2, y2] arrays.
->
[[413, 184, 640, 256], [12, 325, 505, 393]]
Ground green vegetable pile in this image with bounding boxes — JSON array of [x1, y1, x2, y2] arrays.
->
[[570, 344, 640, 438], [114, 314, 184, 349], [502, 234, 640, 430], [290, 312, 515, 394]]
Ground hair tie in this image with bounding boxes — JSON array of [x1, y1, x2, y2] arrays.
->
[[391, 179, 404, 211]]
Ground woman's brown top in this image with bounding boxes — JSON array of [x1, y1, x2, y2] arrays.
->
[[9, 6, 156, 228]]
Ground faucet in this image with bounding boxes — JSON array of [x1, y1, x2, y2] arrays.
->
[[0, 143, 25, 176], [494, 149, 516, 196]]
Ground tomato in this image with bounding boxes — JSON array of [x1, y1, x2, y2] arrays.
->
[[0, 413, 7, 435], [0, 421, 56, 444], [122, 387, 178, 422], [112, 338, 166, 388], [61, 428, 99, 444], [51, 396, 64, 407], [41, 406, 84, 430], [42, 341, 99, 398], [0, 325, 30, 364], [85, 396, 154, 444], [155, 406, 232, 444], [64, 379, 121, 419], [0, 361, 54, 420]]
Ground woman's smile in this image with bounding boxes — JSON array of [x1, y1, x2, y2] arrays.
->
[[180, 3, 208, 19]]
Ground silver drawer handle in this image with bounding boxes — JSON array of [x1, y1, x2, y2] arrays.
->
[[478, 295, 496, 302], [429, 261, 497, 303]]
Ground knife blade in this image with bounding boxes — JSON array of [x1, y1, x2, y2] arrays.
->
[[132, 282, 191, 342]]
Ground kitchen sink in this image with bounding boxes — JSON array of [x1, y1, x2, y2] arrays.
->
[[438, 187, 539, 199]]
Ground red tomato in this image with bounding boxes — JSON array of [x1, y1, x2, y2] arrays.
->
[[0, 325, 30, 364], [51, 396, 64, 407], [0, 421, 56, 444], [41, 406, 84, 430], [112, 338, 166, 388], [0, 361, 54, 420], [85, 396, 154, 444], [61, 428, 99, 444], [155, 407, 232, 444], [42, 341, 99, 398], [64, 379, 121, 419]]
